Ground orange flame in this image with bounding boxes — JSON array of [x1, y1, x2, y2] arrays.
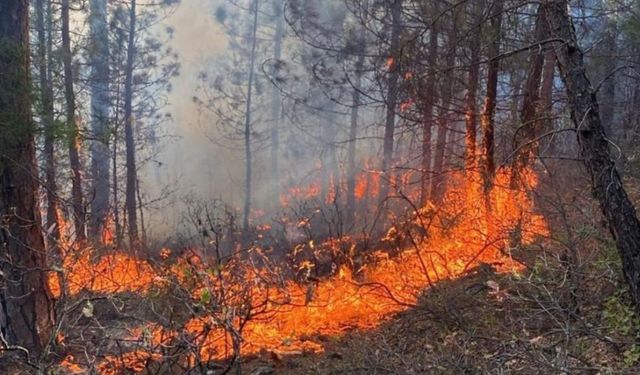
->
[[59, 166, 547, 373]]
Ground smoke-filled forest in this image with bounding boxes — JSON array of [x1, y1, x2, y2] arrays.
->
[[2, 0, 640, 373]]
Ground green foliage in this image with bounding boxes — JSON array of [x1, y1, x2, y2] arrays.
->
[[603, 290, 640, 367], [603, 292, 638, 337]]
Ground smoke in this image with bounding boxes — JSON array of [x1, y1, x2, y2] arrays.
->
[[143, 0, 234, 236]]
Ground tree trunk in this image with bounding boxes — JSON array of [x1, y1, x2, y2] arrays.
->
[[243, 0, 259, 233], [547, 0, 640, 307], [431, 12, 459, 202], [0, 0, 55, 356], [270, 0, 284, 207], [379, 0, 402, 201], [514, 3, 548, 168], [540, 48, 555, 135], [36, 0, 62, 248], [419, 7, 438, 206], [464, 2, 483, 174], [480, 0, 503, 182], [346, 35, 366, 224], [89, 0, 111, 242], [124, 0, 139, 247], [62, 0, 86, 244], [599, 20, 617, 138]]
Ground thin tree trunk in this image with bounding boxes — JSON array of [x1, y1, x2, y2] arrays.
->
[[0, 0, 55, 355], [547, 0, 640, 307], [62, 0, 86, 244], [420, 10, 438, 206], [431, 12, 459, 202], [124, 0, 139, 247], [380, 0, 402, 200], [270, 0, 284, 207], [480, 0, 503, 182], [464, 2, 483, 174], [36, 0, 62, 248], [243, 0, 259, 233], [514, 5, 548, 168], [113, 119, 121, 247], [89, 0, 111, 242], [599, 20, 617, 137], [346, 37, 366, 224]]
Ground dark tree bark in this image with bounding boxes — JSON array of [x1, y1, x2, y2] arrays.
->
[[36, 0, 62, 247], [243, 0, 259, 233], [464, 1, 483, 174], [0, 0, 55, 356], [124, 0, 139, 247], [598, 20, 617, 137], [547, 0, 640, 307], [514, 3, 549, 168], [89, 0, 111, 242], [480, 0, 504, 181], [380, 0, 402, 201], [540, 48, 555, 135], [419, 7, 438, 206], [62, 0, 86, 244]]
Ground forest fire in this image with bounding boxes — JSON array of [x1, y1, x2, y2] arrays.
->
[[3, 0, 636, 373], [57, 166, 547, 373]]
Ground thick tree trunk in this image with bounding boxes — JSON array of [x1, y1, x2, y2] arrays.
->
[[480, 0, 504, 182], [540, 49, 555, 136], [62, 0, 86, 244], [547, 0, 640, 307], [380, 0, 402, 201], [431, 12, 458, 202], [419, 11, 438, 206], [36, 0, 62, 248], [124, 0, 139, 247], [243, 0, 259, 233], [89, 0, 111, 242], [0, 0, 55, 356]]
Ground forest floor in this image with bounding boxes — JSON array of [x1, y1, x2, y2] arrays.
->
[[240, 249, 640, 375]]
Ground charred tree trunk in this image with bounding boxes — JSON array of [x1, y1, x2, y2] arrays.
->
[[380, 0, 402, 201], [431, 13, 458, 202], [124, 0, 139, 247], [419, 10, 438, 206], [0, 0, 55, 355], [89, 0, 111, 242], [480, 0, 503, 182], [243, 0, 259, 233], [547, 0, 640, 307], [36, 0, 62, 247], [62, 0, 86, 244], [464, 2, 483, 174]]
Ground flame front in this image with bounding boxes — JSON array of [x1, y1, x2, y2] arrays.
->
[[57, 166, 547, 374]]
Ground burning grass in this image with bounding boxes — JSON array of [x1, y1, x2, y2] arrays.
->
[[56, 166, 548, 373]]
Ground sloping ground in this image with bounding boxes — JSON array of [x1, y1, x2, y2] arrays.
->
[[242, 257, 640, 375]]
